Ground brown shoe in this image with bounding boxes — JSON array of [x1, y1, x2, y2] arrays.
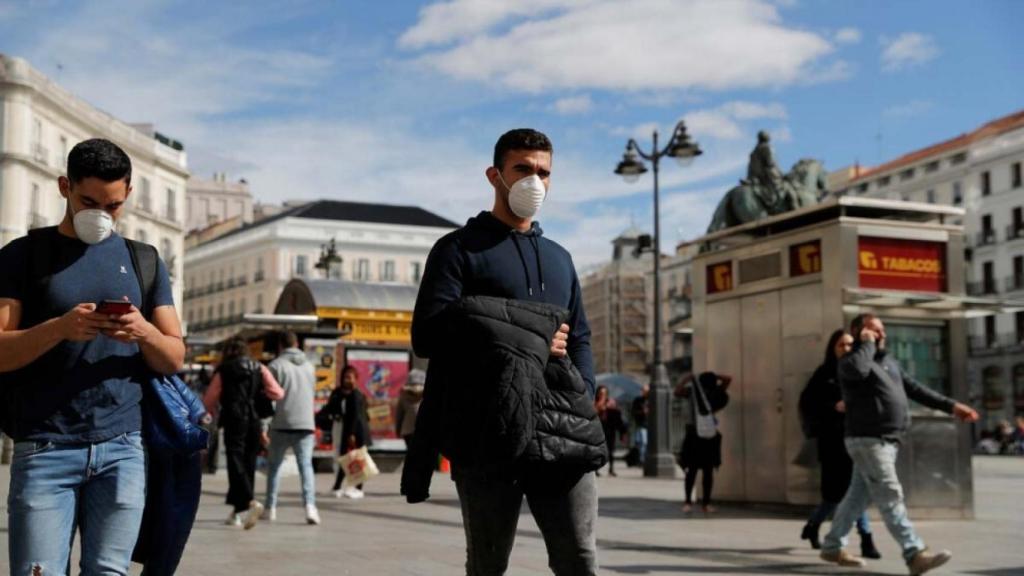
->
[[908, 548, 951, 575], [821, 549, 866, 568]]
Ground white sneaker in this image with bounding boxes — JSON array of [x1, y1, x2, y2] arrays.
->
[[344, 487, 365, 500], [264, 506, 277, 521], [332, 489, 344, 499], [244, 501, 264, 530], [305, 505, 321, 525], [225, 511, 242, 526]]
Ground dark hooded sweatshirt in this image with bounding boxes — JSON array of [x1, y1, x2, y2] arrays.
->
[[411, 211, 595, 393]]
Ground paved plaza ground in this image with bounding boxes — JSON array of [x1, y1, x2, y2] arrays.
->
[[0, 455, 1021, 575]]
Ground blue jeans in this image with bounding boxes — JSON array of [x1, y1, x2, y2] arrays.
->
[[264, 429, 316, 509], [633, 427, 648, 463], [823, 437, 925, 563], [808, 500, 871, 535], [7, 431, 147, 576]]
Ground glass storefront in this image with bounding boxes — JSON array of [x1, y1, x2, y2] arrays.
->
[[885, 322, 950, 399]]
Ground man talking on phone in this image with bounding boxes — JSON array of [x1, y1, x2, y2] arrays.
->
[[0, 138, 183, 575], [820, 313, 978, 575]]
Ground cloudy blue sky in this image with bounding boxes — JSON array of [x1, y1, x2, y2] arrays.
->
[[1, 0, 1021, 268]]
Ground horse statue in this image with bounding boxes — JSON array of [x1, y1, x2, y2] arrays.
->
[[706, 158, 827, 235]]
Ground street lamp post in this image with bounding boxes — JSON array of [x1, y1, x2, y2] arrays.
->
[[614, 121, 701, 477]]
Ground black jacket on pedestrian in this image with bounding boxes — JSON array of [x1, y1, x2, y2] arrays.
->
[[800, 363, 855, 502], [401, 296, 607, 503], [410, 211, 595, 394], [317, 387, 371, 452], [838, 340, 955, 440]]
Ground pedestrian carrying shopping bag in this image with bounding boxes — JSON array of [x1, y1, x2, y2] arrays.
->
[[337, 446, 380, 489], [693, 379, 719, 439]]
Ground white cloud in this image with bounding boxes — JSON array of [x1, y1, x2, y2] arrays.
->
[[883, 99, 934, 119], [834, 27, 861, 44], [881, 32, 939, 72], [402, 0, 837, 93], [551, 95, 594, 115], [683, 101, 787, 141]]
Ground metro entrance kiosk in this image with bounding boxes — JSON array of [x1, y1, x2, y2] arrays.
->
[[690, 197, 1023, 518]]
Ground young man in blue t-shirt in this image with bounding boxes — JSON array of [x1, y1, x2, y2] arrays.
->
[[0, 138, 183, 575]]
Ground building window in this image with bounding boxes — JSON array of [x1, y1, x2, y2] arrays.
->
[[255, 294, 264, 313], [856, 182, 869, 194], [926, 189, 935, 204], [410, 262, 422, 283], [165, 188, 176, 222], [59, 135, 68, 168], [139, 177, 152, 212], [985, 316, 997, 347], [899, 168, 915, 181], [240, 298, 247, 314], [1013, 162, 1022, 189], [1017, 311, 1024, 343], [255, 257, 265, 282], [295, 255, 307, 277], [983, 261, 996, 294], [206, 305, 213, 321], [877, 176, 891, 188], [354, 259, 370, 281], [380, 260, 395, 282], [924, 160, 940, 173], [217, 303, 224, 319], [1013, 255, 1024, 291], [981, 171, 991, 196], [953, 181, 963, 205], [228, 301, 235, 317], [950, 152, 967, 166]]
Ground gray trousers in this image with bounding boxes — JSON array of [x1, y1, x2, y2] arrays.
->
[[454, 467, 598, 576]]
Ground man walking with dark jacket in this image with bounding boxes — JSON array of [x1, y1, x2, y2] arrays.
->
[[821, 314, 978, 575], [404, 128, 599, 575]]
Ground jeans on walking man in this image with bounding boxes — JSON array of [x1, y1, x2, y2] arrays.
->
[[820, 314, 978, 575], [262, 331, 320, 525]]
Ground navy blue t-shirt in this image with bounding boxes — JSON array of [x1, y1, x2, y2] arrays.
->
[[0, 228, 174, 442]]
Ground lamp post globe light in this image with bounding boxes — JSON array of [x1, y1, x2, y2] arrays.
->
[[614, 120, 701, 477]]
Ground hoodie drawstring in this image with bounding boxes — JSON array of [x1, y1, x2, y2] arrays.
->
[[529, 235, 545, 293], [511, 234, 534, 296]]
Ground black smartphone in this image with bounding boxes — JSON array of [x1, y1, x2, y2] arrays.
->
[[96, 299, 133, 315]]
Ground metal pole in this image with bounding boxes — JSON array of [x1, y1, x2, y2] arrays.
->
[[644, 130, 676, 477]]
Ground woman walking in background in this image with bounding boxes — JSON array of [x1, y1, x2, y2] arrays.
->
[[203, 337, 284, 529], [318, 364, 371, 499], [799, 329, 880, 559], [595, 385, 626, 477], [676, 372, 731, 514]]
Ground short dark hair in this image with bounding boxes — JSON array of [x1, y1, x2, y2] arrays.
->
[[493, 128, 552, 169], [849, 313, 876, 338], [67, 138, 132, 185]]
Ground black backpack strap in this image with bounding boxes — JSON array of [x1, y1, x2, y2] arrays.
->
[[125, 238, 158, 320], [24, 227, 58, 326]]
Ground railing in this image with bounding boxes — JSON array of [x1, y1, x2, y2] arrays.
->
[[237, 277, 248, 286], [1005, 275, 1024, 292], [966, 281, 999, 296], [1007, 224, 1024, 242], [975, 230, 998, 248], [254, 271, 265, 283], [227, 278, 236, 289], [970, 333, 1024, 352]]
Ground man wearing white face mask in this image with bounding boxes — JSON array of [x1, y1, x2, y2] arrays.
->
[[0, 138, 183, 575], [405, 129, 599, 575]]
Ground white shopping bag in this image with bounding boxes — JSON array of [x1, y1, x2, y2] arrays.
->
[[337, 446, 380, 488]]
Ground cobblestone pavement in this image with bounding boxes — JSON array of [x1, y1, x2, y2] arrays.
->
[[1, 456, 1020, 575]]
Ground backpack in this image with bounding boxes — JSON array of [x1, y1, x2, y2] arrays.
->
[[0, 228, 158, 436]]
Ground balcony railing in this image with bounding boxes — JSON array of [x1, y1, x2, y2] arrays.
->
[[966, 280, 999, 296], [975, 229, 998, 248], [1006, 275, 1024, 293], [237, 277, 248, 286], [227, 278, 236, 289], [254, 271, 265, 283], [970, 333, 1024, 352], [1007, 224, 1024, 242]]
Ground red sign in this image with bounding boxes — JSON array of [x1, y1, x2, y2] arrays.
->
[[790, 240, 822, 277], [857, 237, 946, 292], [707, 261, 733, 294]]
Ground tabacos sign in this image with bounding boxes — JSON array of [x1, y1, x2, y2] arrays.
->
[[858, 237, 947, 292]]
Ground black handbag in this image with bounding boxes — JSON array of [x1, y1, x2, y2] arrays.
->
[[247, 359, 276, 420]]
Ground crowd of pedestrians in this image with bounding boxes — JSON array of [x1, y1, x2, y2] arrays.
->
[[0, 131, 991, 576]]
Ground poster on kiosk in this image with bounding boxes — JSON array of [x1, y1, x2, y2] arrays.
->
[[304, 338, 342, 454], [345, 348, 411, 442]]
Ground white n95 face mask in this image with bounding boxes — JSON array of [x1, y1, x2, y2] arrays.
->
[[73, 208, 115, 245], [501, 173, 548, 219]]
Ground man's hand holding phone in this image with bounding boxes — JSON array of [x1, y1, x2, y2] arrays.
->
[[94, 298, 157, 344]]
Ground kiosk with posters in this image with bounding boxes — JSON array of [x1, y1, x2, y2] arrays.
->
[[275, 279, 418, 461], [690, 196, 1023, 518]]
